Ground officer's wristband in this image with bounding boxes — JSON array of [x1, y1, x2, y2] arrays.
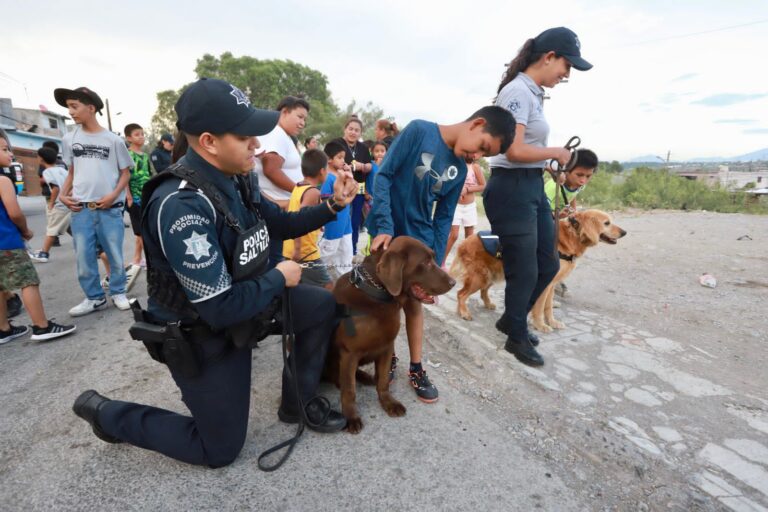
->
[[326, 198, 345, 213]]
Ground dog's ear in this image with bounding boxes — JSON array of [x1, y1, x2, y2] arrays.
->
[[377, 250, 404, 296], [577, 212, 601, 246]]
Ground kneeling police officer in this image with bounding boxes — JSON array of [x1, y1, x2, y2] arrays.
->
[[72, 78, 358, 468]]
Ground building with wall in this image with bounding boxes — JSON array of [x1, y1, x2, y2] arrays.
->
[[1, 98, 69, 195]]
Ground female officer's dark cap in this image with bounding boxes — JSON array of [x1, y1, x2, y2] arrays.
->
[[175, 78, 279, 136], [532, 27, 593, 71]]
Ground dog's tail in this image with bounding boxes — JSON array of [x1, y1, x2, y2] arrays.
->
[[448, 247, 465, 279]]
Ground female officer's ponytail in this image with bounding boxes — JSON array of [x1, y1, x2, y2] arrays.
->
[[496, 38, 542, 96]]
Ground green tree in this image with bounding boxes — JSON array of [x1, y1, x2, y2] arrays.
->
[[150, 52, 385, 144]]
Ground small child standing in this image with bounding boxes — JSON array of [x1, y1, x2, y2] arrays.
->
[[0, 129, 76, 344], [124, 123, 152, 268], [29, 147, 71, 263], [367, 106, 515, 403], [544, 149, 597, 299], [283, 149, 333, 289], [544, 148, 598, 217], [318, 141, 354, 280], [444, 160, 486, 265], [54, 86, 134, 316]]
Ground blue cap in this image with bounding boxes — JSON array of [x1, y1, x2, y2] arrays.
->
[[533, 27, 593, 71], [175, 78, 279, 136]]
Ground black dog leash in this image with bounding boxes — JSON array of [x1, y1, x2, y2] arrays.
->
[[549, 136, 581, 257], [257, 288, 330, 472]]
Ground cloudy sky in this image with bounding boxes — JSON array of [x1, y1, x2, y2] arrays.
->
[[3, 0, 766, 160]]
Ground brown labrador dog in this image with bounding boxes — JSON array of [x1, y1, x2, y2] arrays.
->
[[450, 209, 626, 330], [325, 236, 455, 434]]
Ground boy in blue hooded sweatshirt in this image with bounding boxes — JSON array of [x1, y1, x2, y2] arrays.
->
[[368, 106, 515, 402]]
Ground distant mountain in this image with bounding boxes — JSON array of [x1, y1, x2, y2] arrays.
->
[[732, 147, 768, 162], [625, 147, 768, 164], [624, 154, 664, 163]]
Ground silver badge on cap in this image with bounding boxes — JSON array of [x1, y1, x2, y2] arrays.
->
[[230, 85, 251, 107]]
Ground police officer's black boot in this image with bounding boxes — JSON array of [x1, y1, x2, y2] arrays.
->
[[504, 336, 544, 367], [278, 400, 347, 433], [73, 390, 123, 443]]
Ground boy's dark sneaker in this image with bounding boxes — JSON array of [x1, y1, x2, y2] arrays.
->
[[409, 369, 439, 403], [388, 355, 398, 384], [31, 321, 76, 341], [7, 293, 22, 318], [0, 323, 29, 345]]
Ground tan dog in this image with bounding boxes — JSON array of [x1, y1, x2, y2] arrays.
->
[[325, 236, 455, 434], [450, 210, 626, 331]]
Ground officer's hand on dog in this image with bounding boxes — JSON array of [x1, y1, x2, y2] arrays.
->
[[276, 260, 302, 287], [332, 170, 358, 205]]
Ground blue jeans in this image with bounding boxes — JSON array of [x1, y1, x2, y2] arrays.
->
[[71, 207, 126, 299]]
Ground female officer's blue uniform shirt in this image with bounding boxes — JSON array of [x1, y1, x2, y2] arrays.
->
[[319, 173, 352, 240], [488, 72, 549, 169], [366, 120, 466, 265]]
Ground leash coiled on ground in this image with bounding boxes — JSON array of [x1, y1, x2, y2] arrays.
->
[[257, 288, 330, 472]]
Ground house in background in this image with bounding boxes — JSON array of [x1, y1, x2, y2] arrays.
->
[[0, 97, 69, 195]]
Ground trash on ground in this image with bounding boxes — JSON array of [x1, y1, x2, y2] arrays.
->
[[737, 235, 752, 241], [699, 273, 717, 288]]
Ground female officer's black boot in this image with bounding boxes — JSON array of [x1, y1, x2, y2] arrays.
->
[[504, 336, 544, 367]]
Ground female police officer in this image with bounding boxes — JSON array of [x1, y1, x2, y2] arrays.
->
[[72, 78, 358, 468], [485, 27, 592, 367]]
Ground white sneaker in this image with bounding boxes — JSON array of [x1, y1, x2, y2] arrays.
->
[[29, 250, 50, 263], [112, 294, 131, 311], [69, 297, 108, 317], [125, 265, 141, 292]]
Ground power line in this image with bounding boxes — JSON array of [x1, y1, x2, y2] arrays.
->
[[618, 19, 768, 48]]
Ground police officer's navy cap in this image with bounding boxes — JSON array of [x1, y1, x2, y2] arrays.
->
[[160, 133, 174, 143], [53, 86, 105, 115], [533, 27, 593, 71], [175, 78, 279, 136]]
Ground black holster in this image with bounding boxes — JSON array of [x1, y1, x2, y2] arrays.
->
[[227, 296, 283, 349], [129, 300, 202, 378]]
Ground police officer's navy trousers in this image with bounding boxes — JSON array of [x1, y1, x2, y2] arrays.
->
[[484, 168, 560, 341], [98, 285, 336, 468]]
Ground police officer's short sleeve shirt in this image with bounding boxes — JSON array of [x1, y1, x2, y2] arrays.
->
[[488, 73, 550, 169]]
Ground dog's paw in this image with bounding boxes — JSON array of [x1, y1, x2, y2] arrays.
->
[[550, 319, 565, 330], [484, 302, 497, 311], [346, 417, 364, 434], [458, 308, 473, 321], [382, 400, 406, 417], [532, 321, 553, 333]]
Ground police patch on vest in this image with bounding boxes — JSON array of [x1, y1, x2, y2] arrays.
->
[[233, 219, 269, 281], [183, 231, 212, 261]]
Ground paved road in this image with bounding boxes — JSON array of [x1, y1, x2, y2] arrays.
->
[[1, 197, 766, 511]]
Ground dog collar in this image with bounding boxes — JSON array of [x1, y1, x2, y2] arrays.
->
[[349, 265, 394, 303], [558, 252, 576, 262]]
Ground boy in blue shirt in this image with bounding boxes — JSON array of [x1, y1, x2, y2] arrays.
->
[[368, 106, 515, 402], [319, 141, 353, 279]]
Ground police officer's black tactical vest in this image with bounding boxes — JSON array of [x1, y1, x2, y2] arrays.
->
[[140, 163, 265, 319]]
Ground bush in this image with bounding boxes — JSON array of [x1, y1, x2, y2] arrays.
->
[[579, 167, 768, 214]]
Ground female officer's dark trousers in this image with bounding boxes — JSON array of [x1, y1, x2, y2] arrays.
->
[[484, 168, 560, 341], [96, 284, 336, 468]]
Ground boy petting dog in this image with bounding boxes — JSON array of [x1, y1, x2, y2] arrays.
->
[[368, 106, 515, 402]]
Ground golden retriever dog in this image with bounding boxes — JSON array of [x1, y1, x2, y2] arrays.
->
[[450, 210, 626, 332]]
